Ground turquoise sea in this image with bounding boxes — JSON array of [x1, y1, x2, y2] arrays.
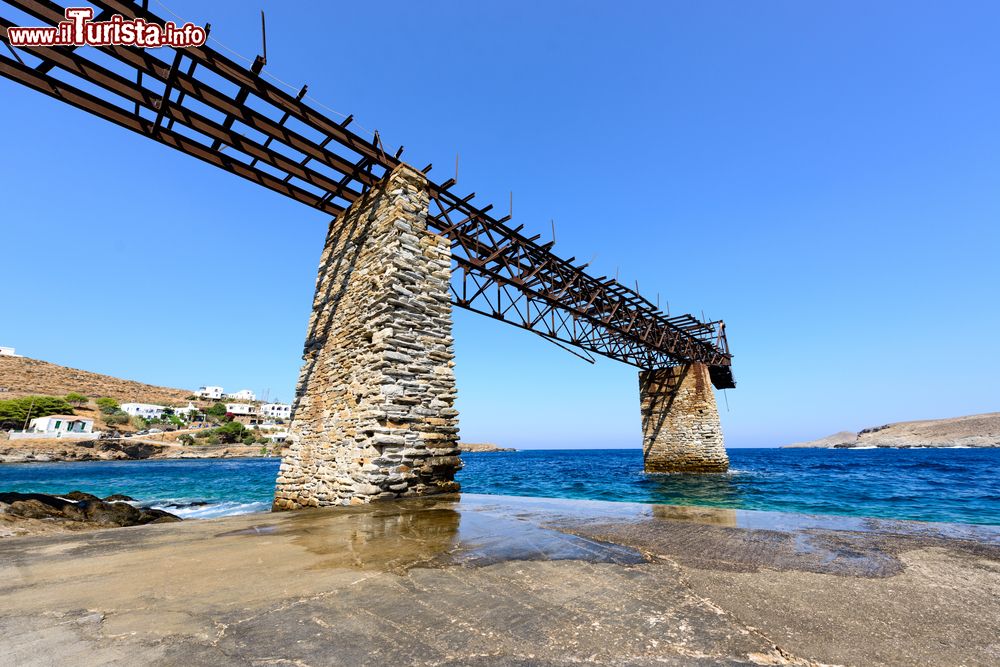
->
[[1, 448, 998, 525]]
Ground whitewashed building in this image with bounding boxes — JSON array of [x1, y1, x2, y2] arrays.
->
[[195, 386, 224, 400], [260, 402, 291, 420], [121, 403, 166, 419], [28, 415, 94, 434], [226, 389, 256, 402], [225, 403, 258, 416], [0, 346, 20, 357], [264, 429, 289, 443], [171, 403, 200, 417]]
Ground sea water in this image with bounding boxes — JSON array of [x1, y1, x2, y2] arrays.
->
[[1, 448, 997, 525]]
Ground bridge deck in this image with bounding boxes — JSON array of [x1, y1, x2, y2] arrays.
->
[[0, 0, 734, 388]]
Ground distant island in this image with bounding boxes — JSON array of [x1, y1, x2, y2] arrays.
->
[[783, 412, 1000, 449], [458, 442, 516, 453]]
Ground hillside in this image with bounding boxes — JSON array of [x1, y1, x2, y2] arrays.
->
[[783, 412, 1000, 448], [0, 356, 192, 405]]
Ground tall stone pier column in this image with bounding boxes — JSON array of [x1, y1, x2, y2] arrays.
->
[[273, 164, 462, 509], [639, 362, 728, 473]]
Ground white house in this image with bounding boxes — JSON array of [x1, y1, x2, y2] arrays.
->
[[260, 402, 291, 420], [171, 403, 199, 417], [225, 403, 258, 416], [263, 429, 289, 443], [121, 403, 166, 419], [0, 346, 20, 357], [226, 389, 256, 402], [28, 415, 94, 434], [195, 386, 224, 400]]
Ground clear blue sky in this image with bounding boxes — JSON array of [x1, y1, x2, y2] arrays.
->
[[2, 1, 998, 448]]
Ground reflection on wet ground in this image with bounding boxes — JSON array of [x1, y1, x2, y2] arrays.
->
[[216, 496, 647, 572], [527, 494, 1000, 578], [205, 494, 999, 578]]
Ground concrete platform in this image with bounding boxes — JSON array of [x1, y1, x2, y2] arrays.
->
[[0, 494, 997, 666]]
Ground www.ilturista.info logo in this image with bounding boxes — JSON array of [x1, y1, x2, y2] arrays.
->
[[7, 7, 207, 48]]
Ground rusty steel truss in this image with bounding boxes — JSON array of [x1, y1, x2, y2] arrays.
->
[[0, 0, 735, 388]]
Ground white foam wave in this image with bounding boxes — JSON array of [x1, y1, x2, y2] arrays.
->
[[150, 499, 270, 519]]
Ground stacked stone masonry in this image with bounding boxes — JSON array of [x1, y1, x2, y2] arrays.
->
[[274, 164, 462, 509], [640, 362, 728, 473]]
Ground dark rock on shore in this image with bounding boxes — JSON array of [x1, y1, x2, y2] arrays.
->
[[0, 492, 181, 538]]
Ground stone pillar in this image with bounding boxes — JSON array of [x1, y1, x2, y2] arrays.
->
[[639, 362, 728, 473], [273, 164, 462, 510]]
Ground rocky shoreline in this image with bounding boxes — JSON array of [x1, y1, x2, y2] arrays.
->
[[0, 491, 181, 539], [0, 438, 276, 464]]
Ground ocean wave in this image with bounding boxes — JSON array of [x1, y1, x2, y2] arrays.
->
[[148, 499, 270, 519]]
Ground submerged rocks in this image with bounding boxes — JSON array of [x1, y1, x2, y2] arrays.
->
[[0, 491, 181, 537]]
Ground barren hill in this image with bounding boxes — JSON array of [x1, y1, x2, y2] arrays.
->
[[783, 412, 1000, 449], [0, 356, 192, 405]]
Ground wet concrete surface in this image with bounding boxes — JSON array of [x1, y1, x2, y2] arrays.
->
[[0, 494, 997, 666]]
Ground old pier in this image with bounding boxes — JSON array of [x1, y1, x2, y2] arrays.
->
[[0, 0, 737, 504]]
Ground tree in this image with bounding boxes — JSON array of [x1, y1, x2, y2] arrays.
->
[[65, 392, 88, 407], [96, 397, 120, 414], [0, 396, 74, 430], [216, 420, 247, 444], [178, 434, 195, 446]]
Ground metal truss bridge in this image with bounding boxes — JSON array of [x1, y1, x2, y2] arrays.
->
[[0, 0, 735, 388]]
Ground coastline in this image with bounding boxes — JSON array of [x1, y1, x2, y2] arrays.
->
[[0, 439, 514, 464], [1, 493, 996, 666]]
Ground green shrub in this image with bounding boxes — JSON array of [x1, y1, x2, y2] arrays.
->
[[96, 397, 119, 414], [205, 402, 228, 420], [103, 412, 129, 426], [178, 434, 195, 446]]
